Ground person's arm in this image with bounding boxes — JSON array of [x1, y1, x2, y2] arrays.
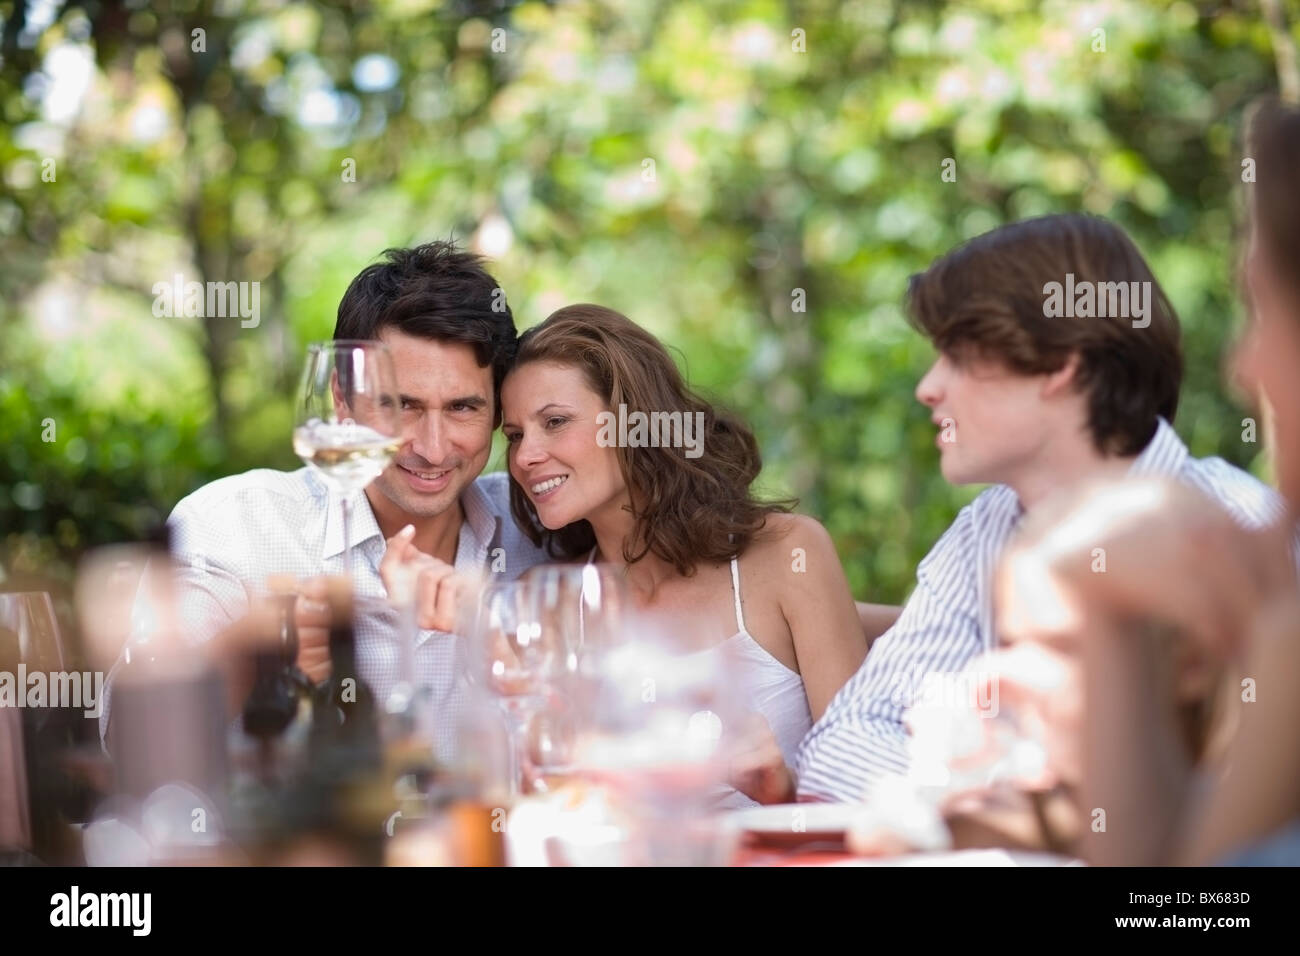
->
[[794, 513, 984, 803], [723, 514, 867, 805], [1068, 604, 1297, 867], [992, 478, 1299, 864], [1074, 617, 1196, 866], [777, 514, 869, 720], [158, 498, 257, 642], [1178, 595, 1300, 865], [856, 602, 902, 649]]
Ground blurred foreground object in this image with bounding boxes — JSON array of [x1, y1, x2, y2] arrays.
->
[[78, 537, 229, 865]]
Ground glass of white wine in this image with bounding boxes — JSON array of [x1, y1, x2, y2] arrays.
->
[[293, 340, 402, 581]]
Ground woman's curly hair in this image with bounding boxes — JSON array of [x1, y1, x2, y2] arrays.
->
[[506, 304, 791, 575]]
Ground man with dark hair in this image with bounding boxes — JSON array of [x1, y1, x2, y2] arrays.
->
[[794, 214, 1286, 803], [102, 241, 549, 760], [324, 242, 520, 564]]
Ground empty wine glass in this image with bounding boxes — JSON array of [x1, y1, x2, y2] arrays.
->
[[525, 563, 630, 671], [0, 592, 67, 854], [521, 564, 631, 782], [461, 580, 564, 798], [0, 592, 66, 674], [293, 341, 402, 581]]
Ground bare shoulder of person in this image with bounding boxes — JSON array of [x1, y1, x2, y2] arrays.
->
[[747, 512, 836, 591], [756, 512, 834, 556]]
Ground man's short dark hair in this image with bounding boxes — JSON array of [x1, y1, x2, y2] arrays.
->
[[905, 214, 1183, 457], [334, 240, 517, 418]]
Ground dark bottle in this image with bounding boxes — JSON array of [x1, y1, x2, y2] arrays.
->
[[277, 579, 385, 864], [309, 579, 380, 764], [242, 576, 314, 743]]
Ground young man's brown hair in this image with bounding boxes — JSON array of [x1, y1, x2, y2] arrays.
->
[[905, 213, 1183, 456]]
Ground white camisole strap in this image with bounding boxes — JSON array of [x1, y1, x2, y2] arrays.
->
[[729, 556, 749, 636]]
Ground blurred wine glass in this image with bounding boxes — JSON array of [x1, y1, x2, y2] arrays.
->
[[293, 340, 402, 582], [526, 563, 631, 673], [901, 657, 1057, 833], [462, 580, 563, 798], [521, 564, 629, 784], [0, 592, 68, 858], [0, 592, 66, 673], [564, 619, 746, 865]]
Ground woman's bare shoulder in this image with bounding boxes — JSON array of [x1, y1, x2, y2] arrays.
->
[[743, 513, 838, 578]]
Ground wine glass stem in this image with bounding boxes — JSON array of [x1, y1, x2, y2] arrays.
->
[[341, 494, 353, 580], [502, 707, 531, 799]]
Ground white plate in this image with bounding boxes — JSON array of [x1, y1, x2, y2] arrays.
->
[[723, 802, 865, 837], [824, 849, 1082, 866]]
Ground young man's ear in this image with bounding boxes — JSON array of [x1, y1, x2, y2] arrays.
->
[[1041, 352, 1082, 399]]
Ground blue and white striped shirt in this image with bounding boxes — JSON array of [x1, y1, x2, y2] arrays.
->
[[794, 418, 1287, 803]]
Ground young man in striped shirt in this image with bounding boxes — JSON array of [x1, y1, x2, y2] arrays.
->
[[795, 214, 1286, 804]]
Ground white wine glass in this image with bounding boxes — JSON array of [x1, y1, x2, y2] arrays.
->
[[292, 340, 402, 581]]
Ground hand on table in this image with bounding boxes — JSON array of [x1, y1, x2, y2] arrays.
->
[[726, 713, 796, 805]]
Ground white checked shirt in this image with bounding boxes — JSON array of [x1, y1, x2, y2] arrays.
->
[[795, 418, 1289, 803], [101, 468, 550, 761]]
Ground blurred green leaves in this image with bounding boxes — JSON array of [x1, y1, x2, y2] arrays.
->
[[0, 0, 1290, 604]]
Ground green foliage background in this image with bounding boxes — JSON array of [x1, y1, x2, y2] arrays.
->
[[1, 0, 1291, 609]]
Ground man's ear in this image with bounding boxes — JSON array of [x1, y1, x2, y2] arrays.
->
[[1041, 352, 1082, 399]]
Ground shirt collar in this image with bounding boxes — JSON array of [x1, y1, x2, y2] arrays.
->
[[320, 475, 503, 564], [1009, 416, 1184, 524], [1127, 416, 1188, 478], [457, 476, 504, 561], [321, 485, 386, 560]]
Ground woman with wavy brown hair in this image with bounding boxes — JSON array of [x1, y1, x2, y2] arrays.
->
[[499, 304, 870, 805]]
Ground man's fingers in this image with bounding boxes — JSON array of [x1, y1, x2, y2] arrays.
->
[[298, 631, 330, 656], [297, 623, 331, 682], [300, 663, 330, 684], [416, 562, 459, 631], [301, 576, 329, 601], [295, 596, 331, 629], [432, 570, 463, 633], [296, 578, 333, 636], [379, 525, 419, 593], [300, 660, 330, 683], [301, 659, 331, 684], [379, 527, 466, 629]]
